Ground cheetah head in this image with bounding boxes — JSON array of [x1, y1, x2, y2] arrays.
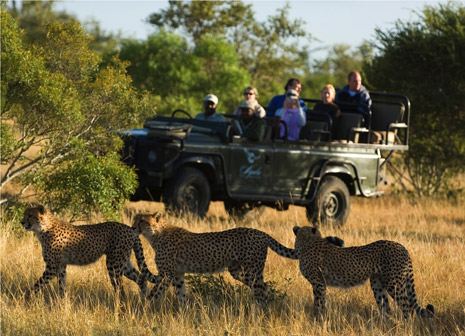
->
[[132, 212, 165, 237], [293, 226, 345, 247], [293, 226, 323, 243], [21, 204, 49, 232]]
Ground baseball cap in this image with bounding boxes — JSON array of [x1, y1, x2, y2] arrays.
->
[[204, 94, 219, 105]]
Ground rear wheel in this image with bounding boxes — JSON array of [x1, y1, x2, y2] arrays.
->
[[163, 167, 211, 218], [306, 176, 350, 227]]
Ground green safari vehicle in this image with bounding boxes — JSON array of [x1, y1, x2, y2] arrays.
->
[[120, 92, 410, 226]]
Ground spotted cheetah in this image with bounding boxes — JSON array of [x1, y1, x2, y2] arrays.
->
[[132, 213, 344, 305], [292, 226, 435, 319], [131, 213, 298, 304], [21, 205, 154, 297]]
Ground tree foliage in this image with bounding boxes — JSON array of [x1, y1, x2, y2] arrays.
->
[[305, 42, 372, 98], [365, 3, 465, 195], [119, 31, 249, 114], [1, 9, 152, 217], [138, 0, 312, 109]]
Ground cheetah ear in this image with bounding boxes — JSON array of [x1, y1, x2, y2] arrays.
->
[[132, 214, 141, 225], [292, 226, 300, 235], [154, 212, 163, 222], [37, 204, 45, 214]]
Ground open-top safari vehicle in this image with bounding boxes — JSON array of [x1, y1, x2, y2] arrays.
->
[[120, 92, 409, 226]]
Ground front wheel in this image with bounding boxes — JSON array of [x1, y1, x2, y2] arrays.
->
[[163, 167, 211, 218], [306, 176, 350, 227]]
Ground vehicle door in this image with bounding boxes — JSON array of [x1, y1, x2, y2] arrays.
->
[[226, 138, 274, 196], [271, 141, 318, 199]]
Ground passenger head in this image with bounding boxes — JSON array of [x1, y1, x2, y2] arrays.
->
[[243, 86, 258, 101], [284, 89, 299, 109], [284, 78, 302, 95], [321, 84, 336, 104], [239, 100, 255, 120], [348, 71, 362, 92], [203, 94, 218, 116]]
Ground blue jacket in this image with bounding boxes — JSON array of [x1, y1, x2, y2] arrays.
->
[[266, 94, 308, 117], [336, 85, 372, 125]]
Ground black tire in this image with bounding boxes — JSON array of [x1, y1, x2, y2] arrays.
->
[[306, 176, 350, 227], [163, 167, 211, 218]]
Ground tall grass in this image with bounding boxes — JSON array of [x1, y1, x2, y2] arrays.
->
[[1, 196, 464, 335]]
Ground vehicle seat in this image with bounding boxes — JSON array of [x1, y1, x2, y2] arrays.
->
[[264, 117, 283, 141], [334, 113, 367, 142], [300, 112, 332, 141], [370, 101, 407, 145]]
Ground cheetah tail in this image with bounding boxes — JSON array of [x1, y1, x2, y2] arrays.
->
[[406, 274, 435, 318], [265, 234, 298, 260], [133, 236, 159, 284]]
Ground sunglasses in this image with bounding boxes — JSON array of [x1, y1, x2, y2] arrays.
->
[[244, 92, 254, 96]]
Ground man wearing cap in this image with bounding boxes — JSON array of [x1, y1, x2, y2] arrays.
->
[[238, 100, 266, 142], [195, 94, 225, 122], [275, 89, 306, 141]]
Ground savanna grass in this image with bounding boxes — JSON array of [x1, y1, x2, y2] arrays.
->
[[1, 196, 464, 335]]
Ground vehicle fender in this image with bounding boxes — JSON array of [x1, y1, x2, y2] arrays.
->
[[305, 160, 359, 201], [173, 155, 224, 186]]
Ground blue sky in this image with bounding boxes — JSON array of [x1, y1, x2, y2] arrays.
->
[[54, 0, 447, 59]]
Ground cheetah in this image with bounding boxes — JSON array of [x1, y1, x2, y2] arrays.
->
[[132, 213, 344, 305], [21, 205, 154, 297], [292, 226, 435, 319]]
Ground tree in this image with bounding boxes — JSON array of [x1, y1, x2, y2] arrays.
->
[[304, 42, 373, 98], [146, 1, 312, 104], [9, 0, 78, 44], [119, 31, 249, 115], [1, 10, 152, 217], [365, 3, 465, 195]]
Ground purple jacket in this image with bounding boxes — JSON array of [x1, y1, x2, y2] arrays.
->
[[276, 107, 306, 141]]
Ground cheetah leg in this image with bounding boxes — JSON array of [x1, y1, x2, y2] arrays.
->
[[122, 262, 147, 295], [57, 265, 67, 297], [387, 283, 410, 319], [107, 261, 128, 301], [32, 265, 58, 293], [108, 268, 123, 291], [243, 270, 268, 305], [370, 277, 390, 315], [171, 274, 186, 306], [228, 263, 244, 283], [312, 283, 327, 316], [147, 273, 170, 302]]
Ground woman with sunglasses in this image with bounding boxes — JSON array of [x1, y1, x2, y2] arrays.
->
[[234, 86, 266, 118]]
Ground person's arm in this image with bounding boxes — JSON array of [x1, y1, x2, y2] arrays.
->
[[297, 106, 306, 127], [255, 104, 266, 118], [358, 90, 372, 124], [299, 99, 309, 114], [267, 95, 283, 117]]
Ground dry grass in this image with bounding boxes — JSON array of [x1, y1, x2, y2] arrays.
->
[[1, 196, 464, 335]]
